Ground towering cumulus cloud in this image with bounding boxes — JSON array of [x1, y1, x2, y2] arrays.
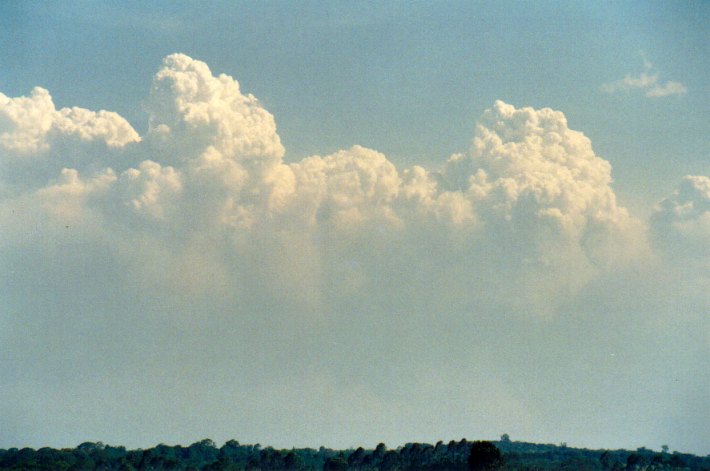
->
[[445, 101, 641, 262], [0, 54, 650, 310], [146, 53, 284, 164], [1, 52, 708, 453]]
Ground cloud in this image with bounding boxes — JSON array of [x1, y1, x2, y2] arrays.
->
[[0, 86, 140, 195], [146, 53, 284, 166], [645, 80, 688, 98], [1, 53, 707, 453], [116, 160, 183, 220], [0, 54, 648, 313], [602, 59, 687, 98], [286, 145, 402, 230], [651, 175, 710, 258], [448, 101, 641, 256], [0, 86, 140, 155]]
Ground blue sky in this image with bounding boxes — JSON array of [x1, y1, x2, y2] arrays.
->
[[1, 1, 708, 455]]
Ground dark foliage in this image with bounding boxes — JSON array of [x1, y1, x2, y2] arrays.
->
[[468, 441, 503, 470], [1, 438, 708, 470]]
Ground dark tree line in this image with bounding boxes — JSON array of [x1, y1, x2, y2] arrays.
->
[[0, 437, 707, 470]]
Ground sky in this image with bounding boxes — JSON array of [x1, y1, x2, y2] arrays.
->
[[0, 0, 708, 456]]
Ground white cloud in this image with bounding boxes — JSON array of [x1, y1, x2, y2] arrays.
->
[[0, 87, 140, 196], [652, 175, 710, 257], [1, 53, 708, 454], [0, 55, 649, 313], [146, 53, 284, 167], [644, 80, 687, 98], [445, 100, 644, 266], [287, 145, 402, 230], [117, 160, 183, 220], [0, 87, 56, 154], [602, 59, 687, 98], [0, 86, 140, 155]]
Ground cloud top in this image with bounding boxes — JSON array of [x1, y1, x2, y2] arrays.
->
[[146, 53, 284, 165], [0, 86, 140, 155]]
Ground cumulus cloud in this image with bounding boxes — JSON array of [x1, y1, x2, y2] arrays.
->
[[116, 160, 183, 220], [0, 54, 648, 313], [448, 101, 641, 259], [0, 86, 140, 155], [652, 175, 710, 258], [146, 53, 284, 166], [0, 86, 140, 196], [286, 145, 402, 230], [1, 53, 707, 453], [602, 58, 687, 98]]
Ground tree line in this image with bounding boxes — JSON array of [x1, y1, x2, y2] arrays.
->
[[0, 436, 707, 470]]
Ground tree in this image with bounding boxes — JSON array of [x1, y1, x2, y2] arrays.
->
[[323, 454, 347, 471], [186, 439, 218, 468], [348, 447, 365, 467], [381, 450, 400, 470], [77, 442, 104, 452], [468, 441, 503, 471], [668, 454, 686, 468], [258, 447, 286, 469], [600, 450, 615, 470], [373, 442, 387, 459], [284, 451, 303, 470], [625, 453, 642, 470], [203, 456, 234, 471]]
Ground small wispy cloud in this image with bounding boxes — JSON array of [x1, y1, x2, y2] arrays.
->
[[602, 57, 686, 98]]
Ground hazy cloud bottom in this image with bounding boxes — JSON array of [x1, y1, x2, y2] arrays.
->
[[0, 54, 708, 451]]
